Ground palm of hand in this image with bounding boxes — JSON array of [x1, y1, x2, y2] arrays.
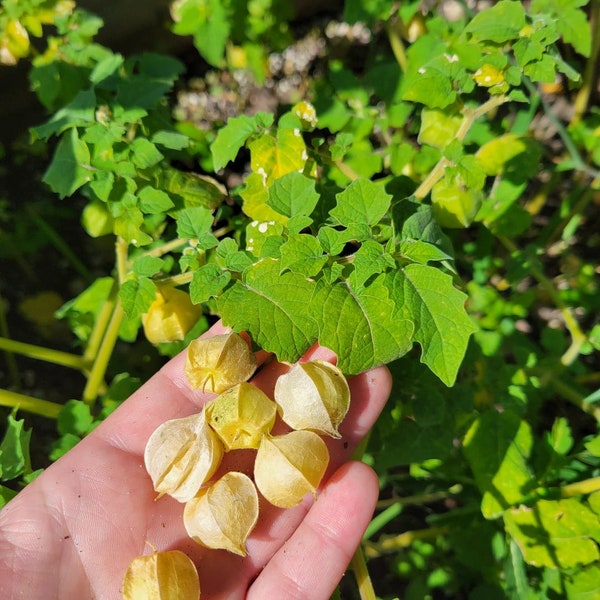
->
[[0, 323, 391, 599]]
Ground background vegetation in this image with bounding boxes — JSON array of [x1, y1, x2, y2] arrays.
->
[[1, 0, 599, 598]]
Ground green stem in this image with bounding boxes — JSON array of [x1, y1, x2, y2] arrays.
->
[[83, 278, 119, 363], [0, 388, 62, 419], [81, 300, 124, 406], [414, 95, 510, 199], [386, 21, 408, 73], [0, 291, 20, 387], [364, 526, 449, 558], [376, 484, 463, 509], [81, 239, 129, 406], [572, 0, 600, 123], [561, 476, 600, 497], [0, 336, 89, 371], [351, 547, 378, 600], [546, 374, 600, 422], [498, 236, 586, 366]]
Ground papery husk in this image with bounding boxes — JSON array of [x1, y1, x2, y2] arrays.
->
[[184, 332, 257, 394], [254, 430, 329, 508], [142, 286, 202, 345], [144, 410, 223, 503], [205, 382, 277, 450], [274, 361, 350, 438], [184, 471, 259, 556], [122, 550, 200, 600]]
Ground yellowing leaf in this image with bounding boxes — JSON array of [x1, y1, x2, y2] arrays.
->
[[184, 471, 259, 556], [274, 361, 350, 438], [184, 332, 257, 394], [144, 410, 223, 503], [254, 430, 329, 508], [122, 550, 200, 600], [205, 383, 277, 450]]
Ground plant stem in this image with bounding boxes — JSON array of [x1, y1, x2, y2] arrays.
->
[[498, 236, 587, 366], [83, 278, 119, 363], [0, 336, 89, 371], [81, 238, 129, 405], [0, 291, 20, 387], [572, 0, 600, 123], [364, 526, 449, 558], [0, 388, 62, 419], [387, 21, 408, 72], [561, 476, 600, 497], [351, 547, 378, 600], [81, 300, 124, 405], [376, 484, 463, 509], [414, 94, 510, 199]]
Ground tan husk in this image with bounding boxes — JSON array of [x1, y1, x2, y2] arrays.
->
[[141, 286, 202, 345], [205, 382, 277, 450], [254, 430, 330, 508], [184, 332, 257, 394], [184, 471, 259, 556], [122, 550, 200, 599], [274, 361, 350, 438], [144, 409, 223, 503]]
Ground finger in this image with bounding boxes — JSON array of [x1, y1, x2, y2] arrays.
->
[[246, 461, 379, 600]]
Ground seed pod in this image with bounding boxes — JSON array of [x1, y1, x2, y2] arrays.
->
[[254, 430, 329, 508], [205, 382, 277, 450], [274, 361, 350, 438], [144, 410, 223, 503], [142, 286, 202, 345], [122, 549, 200, 600], [184, 472, 259, 556], [184, 332, 257, 394]]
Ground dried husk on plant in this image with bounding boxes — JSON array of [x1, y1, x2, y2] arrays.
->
[[205, 382, 277, 450], [184, 332, 257, 393], [141, 286, 202, 345], [184, 471, 259, 556], [274, 360, 350, 438], [254, 430, 329, 508], [122, 550, 200, 599], [144, 409, 223, 503]]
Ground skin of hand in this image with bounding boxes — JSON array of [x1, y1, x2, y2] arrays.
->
[[0, 321, 392, 599]]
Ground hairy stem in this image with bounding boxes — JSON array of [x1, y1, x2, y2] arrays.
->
[[561, 476, 600, 497], [351, 547, 378, 600], [364, 526, 449, 558]]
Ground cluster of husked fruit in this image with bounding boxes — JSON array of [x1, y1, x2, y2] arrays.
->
[[123, 332, 350, 599]]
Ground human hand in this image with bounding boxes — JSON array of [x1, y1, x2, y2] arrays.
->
[[0, 321, 391, 599]]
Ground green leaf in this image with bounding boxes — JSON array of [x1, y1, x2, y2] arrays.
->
[[464, 0, 526, 43], [211, 112, 274, 171], [119, 277, 156, 320], [400, 264, 476, 385], [189, 264, 231, 304], [176, 206, 214, 239], [280, 234, 328, 276], [137, 186, 174, 214], [399, 239, 454, 265], [218, 258, 318, 362], [216, 238, 253, 271], [418, 108, 462, 149], [130, 138, 163, 169], [267, 172, 320, 219], [0, 413, 32, 481], [57, 400, 94, 437], [89, 52, 124, 84], [330, 178, 392, 227], [249, 128, 307, 184], [132, 255, 165, 277], [31, 88, 97, 140], [312, 273, 414, 374], [431, 179, 482, 228], [151, 130, 190, 150], [154, 167, 225, 211], [349, 240, 396, 289], [111, 193, 152, 246], [401, 66, 456, 109], [42, 128, 92, 198], [463, 410, 533, 519], [505, 499, 600, 569]]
